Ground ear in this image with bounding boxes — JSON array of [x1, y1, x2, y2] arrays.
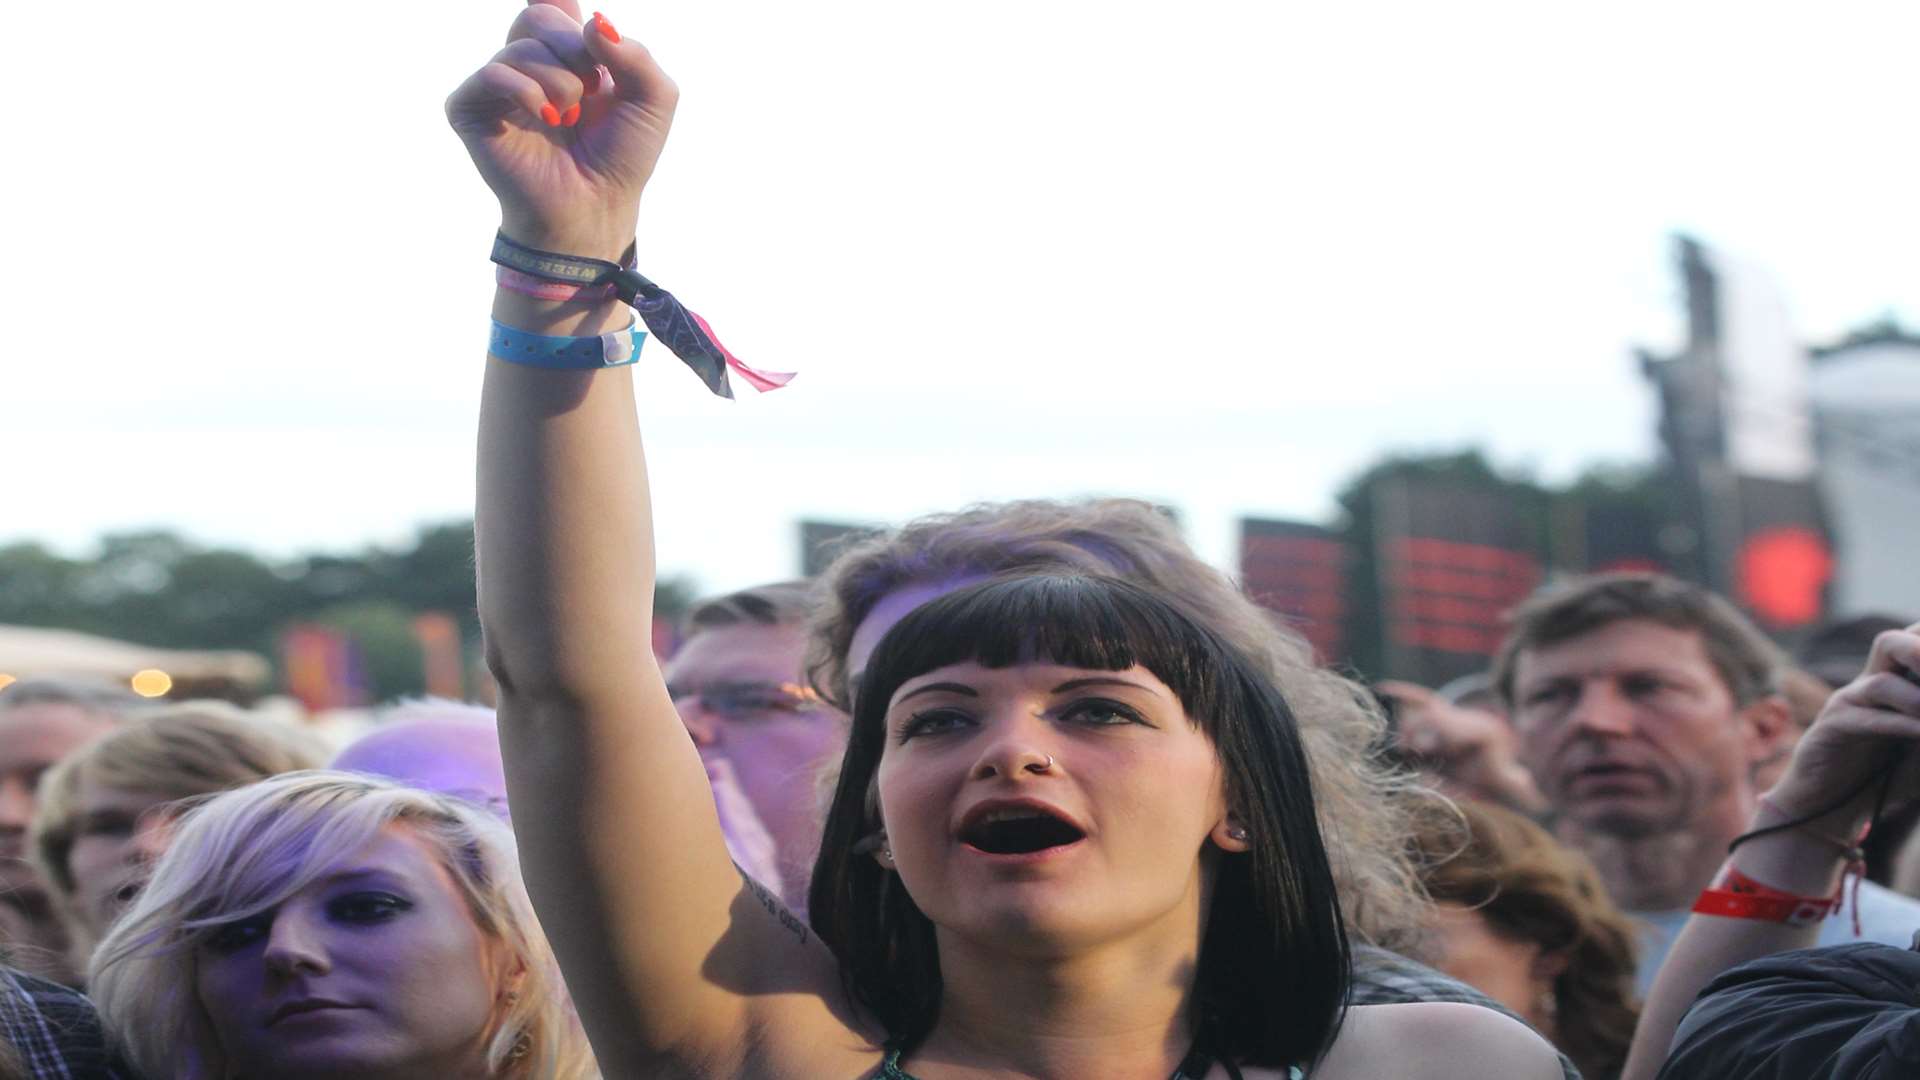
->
[[1209, 813, 1252, 854], [855, 827, 896, 871], [1736, 694, 1794, 770]]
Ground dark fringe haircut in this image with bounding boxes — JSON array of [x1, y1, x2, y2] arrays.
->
[[807, 574, 1350, 1070]]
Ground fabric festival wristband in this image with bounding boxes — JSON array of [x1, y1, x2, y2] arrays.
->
[[488, 319, 646, 370], [496, 266, 621, 303], [491, 232, 637, 285], [490, 230, 794, 398]]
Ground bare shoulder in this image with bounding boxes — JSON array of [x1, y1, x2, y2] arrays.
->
[[1313, 1003, 1560, 1080]]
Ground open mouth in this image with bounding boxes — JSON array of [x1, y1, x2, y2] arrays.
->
[[960, 809, 1087, 855]]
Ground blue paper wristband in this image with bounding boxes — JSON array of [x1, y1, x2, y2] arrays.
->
[[488, 319, 647, 370]]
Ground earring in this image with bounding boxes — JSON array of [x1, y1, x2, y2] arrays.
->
[[509, 1032, 532, 1059], [1226, 824, 1249, 842]]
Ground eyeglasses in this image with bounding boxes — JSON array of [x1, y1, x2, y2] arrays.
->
[[669, 681, 823, 722]]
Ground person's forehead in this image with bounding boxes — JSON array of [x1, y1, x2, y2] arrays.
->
[[300, 826, 457, 898], [0, 705, 113, 771], [74, 776, 175, 817], [665, 621, 806, 684], [1515, 618, 1716, 683]]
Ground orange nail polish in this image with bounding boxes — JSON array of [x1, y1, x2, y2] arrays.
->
[[539, 102, 562, 126], [593, 12, 621, 44], [561, 102, 581, 127]]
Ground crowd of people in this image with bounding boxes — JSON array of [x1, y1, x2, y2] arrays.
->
[[3, 3, 1917, 1078]]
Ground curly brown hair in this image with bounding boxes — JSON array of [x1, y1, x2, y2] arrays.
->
[[805, 497, 1447, 955], [1416, 800, 1641, 1080]]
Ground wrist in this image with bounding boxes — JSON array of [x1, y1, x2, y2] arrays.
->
[[497, 213, 637, 265], [1724, 831, 1851, 896], [491, 289, 629, 337], [1758, 784, 1872, 841], [1725, 796, 1867, 897]]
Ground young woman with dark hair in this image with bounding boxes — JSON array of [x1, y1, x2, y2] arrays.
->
[[809, 573, 1350, 1072], [452, 3, 1563, 1077]]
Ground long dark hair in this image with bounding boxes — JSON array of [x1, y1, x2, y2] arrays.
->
[[808, 574, 1350, 1069]]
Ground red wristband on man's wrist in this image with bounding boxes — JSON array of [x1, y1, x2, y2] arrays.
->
[[1691, 863, 1858, 930], [1691, 889, 1835, 925]]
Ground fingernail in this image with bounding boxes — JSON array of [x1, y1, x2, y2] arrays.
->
[[561, 102, 581, 126], [582, 66, 602, 94], [593, 12, 621, 44], [539, 102, 562, 126]]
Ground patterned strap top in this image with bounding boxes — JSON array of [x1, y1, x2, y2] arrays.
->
[[877, 1041, 1305, 1079]]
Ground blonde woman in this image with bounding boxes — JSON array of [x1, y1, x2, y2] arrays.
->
[[89, 771, 595, 1079]]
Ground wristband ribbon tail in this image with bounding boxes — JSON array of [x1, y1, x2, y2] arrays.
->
[[632, 290, 795, 398]]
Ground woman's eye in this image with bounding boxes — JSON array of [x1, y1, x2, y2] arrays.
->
[[329, 893, 412, 924], [898, 708, 972, 742], [1063, 699, 1145, 726], [205, 915, 271, 953]]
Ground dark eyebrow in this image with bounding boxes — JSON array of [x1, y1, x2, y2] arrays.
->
[[1052, 675, 1163, 697], [894, 681, 979, 705], [316, 868, 409, 890]]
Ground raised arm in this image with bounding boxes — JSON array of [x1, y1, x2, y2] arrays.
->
[[1621, 623, 1920, 1080], [449, 3, 845, 1072]]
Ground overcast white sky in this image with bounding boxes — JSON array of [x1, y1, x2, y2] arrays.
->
[[7, 1, 1916, 595]]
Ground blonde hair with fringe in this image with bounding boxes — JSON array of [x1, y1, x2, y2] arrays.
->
[[31, 700, 328, 900], [88, 770, 596, 1080], [806, 497, 1445, 955]]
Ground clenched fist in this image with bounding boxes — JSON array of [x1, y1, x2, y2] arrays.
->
[[446, 0, 677, 262]]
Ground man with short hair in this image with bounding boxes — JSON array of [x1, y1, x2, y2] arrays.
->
[[1492, 572, 1920, 993], [665, 581, 845, 908], [0, 679, 140, 985]]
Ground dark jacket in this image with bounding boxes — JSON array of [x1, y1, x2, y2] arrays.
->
[[1657, 941, 1920, 1079]]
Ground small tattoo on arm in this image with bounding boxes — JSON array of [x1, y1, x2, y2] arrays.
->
[[741, 870, 809, 945]]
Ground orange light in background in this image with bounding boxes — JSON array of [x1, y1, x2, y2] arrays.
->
[[0, 673, 15, 691], [130, 669, 173, 698]]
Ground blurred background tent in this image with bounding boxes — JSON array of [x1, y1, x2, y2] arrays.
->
[[0, 624, 270, 702]]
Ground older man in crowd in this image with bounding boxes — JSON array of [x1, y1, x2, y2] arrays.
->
[[1491, 572, 1920, 994]]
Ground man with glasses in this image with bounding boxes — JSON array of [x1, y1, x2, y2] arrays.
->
[[666, 581, 844, 909]]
